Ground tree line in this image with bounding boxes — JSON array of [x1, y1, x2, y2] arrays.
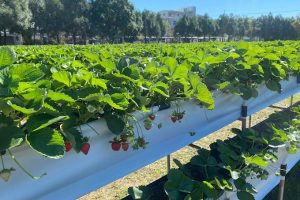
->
[[175, 13, 299, 41], [0, 0, 300, 45], [0, 0, 167, 45]]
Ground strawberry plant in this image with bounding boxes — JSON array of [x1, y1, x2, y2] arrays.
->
[[132, 137, 148, 150], [0, 40, 299, 181], [170, 101, 185, 123], [143, 116, 162, 130], [162, 105, 300, 200]]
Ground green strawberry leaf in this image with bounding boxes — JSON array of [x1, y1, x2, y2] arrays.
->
[[0, 47, 16, 68], [106, 114, 125, 135], [0, 126, 24, 151], [26, 128, 65, 159], [27, 114, 69, 132]]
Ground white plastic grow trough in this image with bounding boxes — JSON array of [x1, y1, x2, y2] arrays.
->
[[0, 77, 299, 200], [221, 149, 300, 200]]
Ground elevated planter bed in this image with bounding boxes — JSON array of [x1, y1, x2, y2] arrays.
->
[[0, 77, 299, 200], [221, 148, 300, 200]]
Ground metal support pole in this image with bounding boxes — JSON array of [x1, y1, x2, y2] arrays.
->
[[241, 117, 247, 130], [278, 163, 287, 200], [248, 115, 252, 128], [189, 143, 202, 150], [167, 155, 171, 172], [241, 105, 248, 130], [290, 95, 294, 107], [270, 105, 286, 110]]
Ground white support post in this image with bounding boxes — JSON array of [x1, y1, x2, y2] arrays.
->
[[248, 115, 252, 128], [278, 162, 287, 200]]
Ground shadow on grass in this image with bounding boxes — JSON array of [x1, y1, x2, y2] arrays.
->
[[122, 176, 168, 200]]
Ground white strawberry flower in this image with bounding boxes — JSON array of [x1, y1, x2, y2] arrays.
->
[[87, 105, 96, 113], [97, 106, 104, 114]]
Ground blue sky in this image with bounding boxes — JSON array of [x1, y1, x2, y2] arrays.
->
[[130, 0, 300, 18]]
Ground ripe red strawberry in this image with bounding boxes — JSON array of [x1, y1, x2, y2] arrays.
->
[[111, 142, 121, 151], [122, 143, 129, 151], [177, 113, 184, 120], [171, 116, 177, 123], [148, 114, 156, 121], [65, 142, 72, 152], [81, 143, 90, 155]]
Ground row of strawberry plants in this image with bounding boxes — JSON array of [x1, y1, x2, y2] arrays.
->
[[0, 41, 299, 181], [138, 105, 300, 200], [129, 105, 300, 200]]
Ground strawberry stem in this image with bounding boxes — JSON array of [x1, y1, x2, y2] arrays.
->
[[86, 124, 100, 135], [132, 116, 143, 137], [134, 120, 143, 137], [204, 110, 209, 121], [78, 124, 83, 134], [8, 150, 47, 180], [1, 155, 4, 169], [151, 105, 154, 114]]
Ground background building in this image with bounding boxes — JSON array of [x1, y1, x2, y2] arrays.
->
[[159, 7, 196, 28]]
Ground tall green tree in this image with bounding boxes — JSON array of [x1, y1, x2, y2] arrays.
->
[[62, 0, 89, 44], [0, 0, 33, 45], [38, 0, 64, 43], [89, 0, 108, 39], [0, 1, 13, 45], [292, 16, 300, 39], [123, 11, 143, 42], [89, 0, 136, 42], [20, 0, 45, 44], [218, 14, 237, 40], [201, 14, 210, 39], [114, 0, 136, 42], [256, 14, 296, 41], [197, 14, 216, 40], [174, 15, 198, 39], [149, 14, 160, 39], [141, 10, 153, 42]]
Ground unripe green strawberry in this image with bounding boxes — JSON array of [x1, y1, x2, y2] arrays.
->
[[0, 168, 15, 182]]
